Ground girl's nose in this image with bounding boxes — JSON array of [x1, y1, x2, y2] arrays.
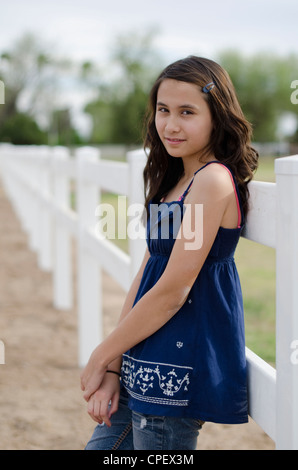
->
[[165, 115, 180, 133]]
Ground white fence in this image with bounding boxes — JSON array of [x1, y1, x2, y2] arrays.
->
[[0, 144, 297, 450]]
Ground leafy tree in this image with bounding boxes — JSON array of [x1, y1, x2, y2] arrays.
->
[[0, 112, 47, 145], [0, 33, 79, 145], [84, 29, 164, 145], [48, 108, 83, 146], [219, 50, 298, 142]]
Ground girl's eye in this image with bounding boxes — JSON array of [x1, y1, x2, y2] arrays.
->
[[156, 107, 194, 115], [157, 107, 168, 113]]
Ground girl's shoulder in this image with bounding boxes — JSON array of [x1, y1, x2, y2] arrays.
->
[[190, 161, 235, 199]]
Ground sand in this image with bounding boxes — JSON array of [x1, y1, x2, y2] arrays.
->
[[0, 176, 275, 450]]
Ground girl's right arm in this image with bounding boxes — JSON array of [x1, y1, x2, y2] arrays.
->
[[85, 247, 150, 426], [107, 246, 151, 373]]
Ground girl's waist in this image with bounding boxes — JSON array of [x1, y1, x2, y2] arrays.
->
[[149, 251, 235, 263]]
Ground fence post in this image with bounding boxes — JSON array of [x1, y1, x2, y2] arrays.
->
[[38, 146, 53, 272], [25, 146, 40, 253], [76, 147, 101, 368], [127, 149, 147, 281], [52, 146, 72, 310], [10, 146, 30, 236], [275, 155, 298, 450]]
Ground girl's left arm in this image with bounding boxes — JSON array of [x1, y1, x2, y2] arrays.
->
[[80, 166, 235, 401]]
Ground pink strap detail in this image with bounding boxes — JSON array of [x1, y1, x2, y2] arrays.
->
[[160, 194, 183, 203]]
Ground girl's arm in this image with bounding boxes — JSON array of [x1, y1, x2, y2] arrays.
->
[[80, 246, 150, 400], [104, 246, 151, 374], [81, 165, 237, 401], [84, 248, 151, 426]]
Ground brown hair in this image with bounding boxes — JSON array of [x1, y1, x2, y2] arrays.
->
[[143, 56, 258, 218]]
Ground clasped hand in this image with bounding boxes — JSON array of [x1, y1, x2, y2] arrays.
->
[[85, 373, 120, 427], [80, 346, 120, 427], [80, 346, 107, 401]]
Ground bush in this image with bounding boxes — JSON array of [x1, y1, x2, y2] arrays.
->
[[0, 112, 48, 145]]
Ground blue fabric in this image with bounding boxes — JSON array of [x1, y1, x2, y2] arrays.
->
[[121, 162, 248, 424]]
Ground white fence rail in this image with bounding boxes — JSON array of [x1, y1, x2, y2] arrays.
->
[[0, 144, 146, 368], [0, 144, 297, 450]]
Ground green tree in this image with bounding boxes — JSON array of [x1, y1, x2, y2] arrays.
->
[[219, 50, 298, 142], [0, 33, 80, 145], [84, 29, 164, 145], [48, 108, 83, 146], [0, 112, 47, 145]]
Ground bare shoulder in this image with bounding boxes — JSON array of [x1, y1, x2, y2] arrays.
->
[[189, 162, 235, 201]]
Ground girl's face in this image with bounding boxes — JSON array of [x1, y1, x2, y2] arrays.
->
[[155, 79, 213, 162]]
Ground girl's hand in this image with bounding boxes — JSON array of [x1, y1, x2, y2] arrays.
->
[[87, 373, 120, 427], [80, 346, 107, 401]]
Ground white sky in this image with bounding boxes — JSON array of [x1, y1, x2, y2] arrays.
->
[[0, 0, 297, 63]]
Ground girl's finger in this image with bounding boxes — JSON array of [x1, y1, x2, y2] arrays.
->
[[99, 399, 112, 428]]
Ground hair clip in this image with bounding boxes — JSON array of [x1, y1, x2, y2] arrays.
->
[[202, 82, 215, 93]]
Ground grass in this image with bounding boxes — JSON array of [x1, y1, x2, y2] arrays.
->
[[236, 156, 276, 365], [100, 155, 277, 365], [236, 238, 276, 365], [253, 155, 276, 183]]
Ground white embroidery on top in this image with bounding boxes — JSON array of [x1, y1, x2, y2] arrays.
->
[[121, 354, 192, 406]]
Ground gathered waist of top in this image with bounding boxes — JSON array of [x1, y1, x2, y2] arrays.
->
[[149, 252, 235, 264], [149, 251, 169, 258], [203, 256, 235, 265]]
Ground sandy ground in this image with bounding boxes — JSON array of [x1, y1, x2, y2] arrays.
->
[[0, 175, 275, 450]]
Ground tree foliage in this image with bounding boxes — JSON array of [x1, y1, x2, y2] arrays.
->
[[0, 112, 47, 145], [84, 30, 164, 145], [0, 33, 81, 145], [0, 32, 298, 146], [218, 50, 298, 142]]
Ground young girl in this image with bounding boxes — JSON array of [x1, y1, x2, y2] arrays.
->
[[80, 56, 259, 450]]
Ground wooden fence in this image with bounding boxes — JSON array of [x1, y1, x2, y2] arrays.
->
[[0, 143, 297, 450]]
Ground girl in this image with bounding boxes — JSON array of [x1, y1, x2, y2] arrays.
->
[[81, 56, 258, 450]]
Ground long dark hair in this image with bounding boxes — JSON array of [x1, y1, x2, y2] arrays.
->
[[143, 56, 258, 218]]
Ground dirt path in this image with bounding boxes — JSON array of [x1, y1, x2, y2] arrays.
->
[[0, 175, 275, 450]]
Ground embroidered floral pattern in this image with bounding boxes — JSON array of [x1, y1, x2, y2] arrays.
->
[[121, 354, 192, 406]]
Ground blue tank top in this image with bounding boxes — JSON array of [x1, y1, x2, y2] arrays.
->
[[121, 161, 248, 424]]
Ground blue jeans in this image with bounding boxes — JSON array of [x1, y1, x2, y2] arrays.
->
[[85, 389, 203, 450]]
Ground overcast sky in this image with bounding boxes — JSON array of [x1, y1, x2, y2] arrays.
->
[[0, 0, 297, 63]]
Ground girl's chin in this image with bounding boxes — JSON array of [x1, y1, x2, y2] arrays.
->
[[164, 146, 183, 158], [168, 153, 182, 158]]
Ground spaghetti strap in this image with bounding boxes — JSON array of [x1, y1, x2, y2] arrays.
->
[[193, 160, 220, 176], [181, 161, 243, 228], [180, 161, 219, 200], [179, 178, 196, 200]]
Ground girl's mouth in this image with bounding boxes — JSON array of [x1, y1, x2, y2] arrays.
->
[[165, 138, 185, 144]]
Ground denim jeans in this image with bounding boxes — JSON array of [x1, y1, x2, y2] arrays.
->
[[85, 389, 203, 451]]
